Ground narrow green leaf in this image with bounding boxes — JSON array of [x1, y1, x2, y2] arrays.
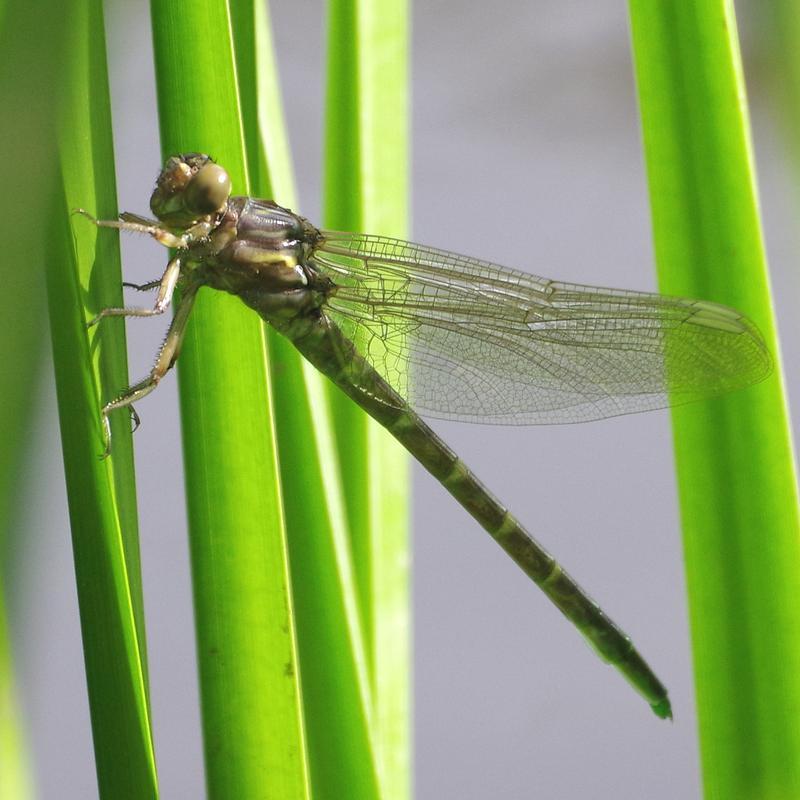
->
[[229, 0, 297, 208], [629, 2, 800, 797], [355, 7, 410, 794], [269, 342, 384, 799], [6, 0, 158, 795], [324, 0, 370, 578], [230, 2, 382, 796], [324, 0, 411, 795], [149, 2, 309, 797]]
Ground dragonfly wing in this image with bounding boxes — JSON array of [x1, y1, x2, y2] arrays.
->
[[311, 231, 771, 425]]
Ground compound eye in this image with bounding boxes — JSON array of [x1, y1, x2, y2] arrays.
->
[[184, 162, 231, 215]]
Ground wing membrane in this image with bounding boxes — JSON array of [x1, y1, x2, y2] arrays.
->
[[311, 231, 771, 425]]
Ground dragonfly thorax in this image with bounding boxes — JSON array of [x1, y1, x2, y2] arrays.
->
[[191, 196, 330, 327]]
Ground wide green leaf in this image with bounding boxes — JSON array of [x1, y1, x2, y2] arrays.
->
[[629, 2, 800, 797], [229, 1, 380, 796], [324, 1, 410, 796], [149, 1, 309, 796], [30, 0, 157, 796]]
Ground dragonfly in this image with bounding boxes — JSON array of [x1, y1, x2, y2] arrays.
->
[[78, 153, 771, 720]]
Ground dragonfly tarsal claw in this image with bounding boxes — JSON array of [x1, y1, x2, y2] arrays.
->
[[86, 311, 105, 329], [97, 403, 138, 458], [71, 207, 96, 223], [99, 411, 112, 461]]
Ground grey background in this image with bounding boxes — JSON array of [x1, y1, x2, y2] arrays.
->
[[12, 1, 800, 798]]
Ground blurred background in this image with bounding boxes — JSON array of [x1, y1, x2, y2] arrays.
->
[[6, 0, 799, 797]]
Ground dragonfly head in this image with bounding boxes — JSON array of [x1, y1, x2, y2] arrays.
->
[[150, 153, 232, 230]]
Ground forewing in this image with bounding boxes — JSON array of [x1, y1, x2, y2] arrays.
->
[[311, 231, 771, 425]]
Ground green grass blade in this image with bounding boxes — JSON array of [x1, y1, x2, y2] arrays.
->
[[324, 1, 410, 795], [27, 0, 158, 795], [628, 3, 800, 797], [229, 2, 382, 796], [149, 2, 309, 797]]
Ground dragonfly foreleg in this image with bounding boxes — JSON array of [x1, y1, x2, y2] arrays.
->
[[87, 256, 182, 327], [73, 207, 189, 249], [99, 283, 199, 457], [118, 212, 216, 248], [119, 211, 162, 227]]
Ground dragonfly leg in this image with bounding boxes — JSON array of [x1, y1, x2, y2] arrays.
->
[[87, 256, 182, 327], [99, 283, 199, 457], [119, 212, 215, 247], [123, 279, 162, 292], [119, 211, 161, 226], [72, 208, 188, 249], [99, 406, 140, 459]]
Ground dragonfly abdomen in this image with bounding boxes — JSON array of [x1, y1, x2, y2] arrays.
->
[[283, 310, 672, 719], [430, 450, 671, 718]]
